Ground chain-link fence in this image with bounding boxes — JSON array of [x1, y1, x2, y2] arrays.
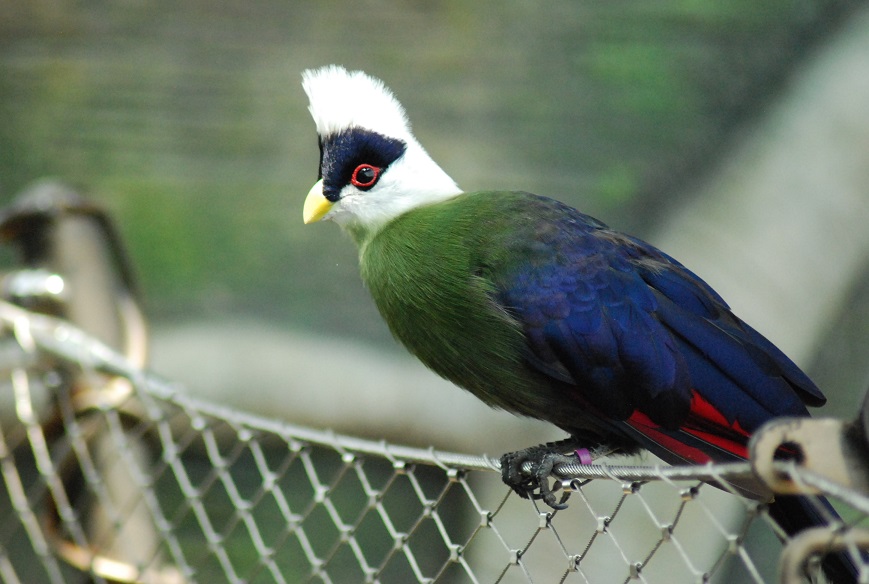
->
[[1, 299, 868, 584]]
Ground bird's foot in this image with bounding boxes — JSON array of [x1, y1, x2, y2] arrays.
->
[[500, 439, 596, 510]]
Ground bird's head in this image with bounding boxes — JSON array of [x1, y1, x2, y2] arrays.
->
[[301, 66, 462, 236]]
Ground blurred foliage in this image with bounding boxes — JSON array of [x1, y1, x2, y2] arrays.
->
[[0, 0, 860, 342]]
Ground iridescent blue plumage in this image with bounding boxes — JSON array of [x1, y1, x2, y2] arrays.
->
[[479, 193, 821, 453]]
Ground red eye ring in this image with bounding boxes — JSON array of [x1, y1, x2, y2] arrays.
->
[[350, 164, 381, 189]]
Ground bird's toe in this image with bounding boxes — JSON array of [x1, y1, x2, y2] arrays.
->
[[500, 441, 581, 510]]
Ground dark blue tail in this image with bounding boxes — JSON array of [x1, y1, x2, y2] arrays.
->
[[769, 495, 858, 583]]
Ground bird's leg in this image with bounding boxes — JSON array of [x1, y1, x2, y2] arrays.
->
[[500, 438, 605, 510]]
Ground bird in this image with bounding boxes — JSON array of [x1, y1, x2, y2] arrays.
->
[[300, 65, 857, 582]]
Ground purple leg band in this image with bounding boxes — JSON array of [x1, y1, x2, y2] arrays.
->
[[575, 448, 592, 465]]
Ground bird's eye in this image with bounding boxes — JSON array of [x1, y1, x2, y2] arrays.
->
[[350, 164, 381, 189]]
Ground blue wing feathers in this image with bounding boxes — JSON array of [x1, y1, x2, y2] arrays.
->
[[655, 298, 809, 410], [493, 194, 823, 443], [617, 304, 679, 397], [638, 265, 724, 318], [735, 320, 826, 406]]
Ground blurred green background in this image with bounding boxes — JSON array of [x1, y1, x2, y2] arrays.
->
[[0, 0, 862, 346]]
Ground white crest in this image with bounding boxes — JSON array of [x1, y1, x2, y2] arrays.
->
[[302, 66, 413, 140]]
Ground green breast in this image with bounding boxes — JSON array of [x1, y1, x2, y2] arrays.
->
[[357, 192, 542, 413]]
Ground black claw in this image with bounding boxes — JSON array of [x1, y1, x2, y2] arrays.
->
[[500, 439, 587, 510]]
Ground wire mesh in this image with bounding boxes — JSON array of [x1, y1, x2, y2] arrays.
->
[[0, 299, 867, 584]]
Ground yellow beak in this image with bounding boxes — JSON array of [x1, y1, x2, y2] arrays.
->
[[303, 179, 334, 224]]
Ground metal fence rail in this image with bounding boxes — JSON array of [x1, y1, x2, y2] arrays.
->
[[0, 300, 867, 584]]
